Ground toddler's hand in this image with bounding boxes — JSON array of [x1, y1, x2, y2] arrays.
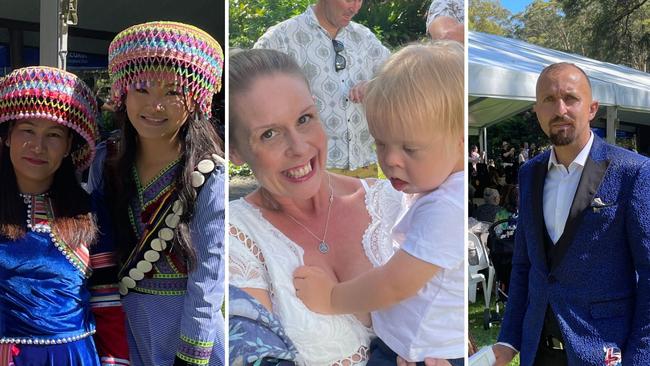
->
[[293, 265, 336, 314], [349, 81, 368, 103], [396, 356, 411, 366], [424, 358, 452, 366]]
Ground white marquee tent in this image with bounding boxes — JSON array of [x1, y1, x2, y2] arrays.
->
[[469, 31, 650, 151]]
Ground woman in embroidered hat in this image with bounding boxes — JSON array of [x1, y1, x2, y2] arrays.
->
[[88, 21, 225, 366], [0, 66, 129, 365]]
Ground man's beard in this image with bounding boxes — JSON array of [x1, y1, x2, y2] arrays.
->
[[548, 116, 576, 146], [550, 130, 575, 146]]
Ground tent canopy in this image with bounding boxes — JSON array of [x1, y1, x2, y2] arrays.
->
[[469, 31, 650, 130]]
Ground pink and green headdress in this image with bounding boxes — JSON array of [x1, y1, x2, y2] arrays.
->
[[0, 66, 100, 171], [108, 21, 224, 119]]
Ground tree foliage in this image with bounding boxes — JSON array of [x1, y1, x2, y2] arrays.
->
[[229, 0, 312, 49], [468, 0, 513, 36], [559, 0, 650, 71], [229, 0, 429, 50], [513, 0, 590, 55], [355, 1, 430, 48], [469, 0, 650, 71]]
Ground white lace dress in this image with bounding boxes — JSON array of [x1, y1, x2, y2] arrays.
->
[[229, 180, 403, 366]]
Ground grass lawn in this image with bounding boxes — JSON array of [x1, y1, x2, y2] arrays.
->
[[469, 290, 520, 366]]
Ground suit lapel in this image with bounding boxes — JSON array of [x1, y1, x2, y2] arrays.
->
[[550, 147, 609, 271], [531, 155, 550, 272]]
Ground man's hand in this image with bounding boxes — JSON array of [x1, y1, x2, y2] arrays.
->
[[349, 81, 368, 103], [492, 344, 517, 366], [293, 265, 337, 314]]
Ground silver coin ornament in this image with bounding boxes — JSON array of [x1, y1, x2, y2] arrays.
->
[[118, 157, 220, 295]]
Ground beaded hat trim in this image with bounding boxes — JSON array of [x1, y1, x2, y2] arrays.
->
[[108, 21, 224, 119], [0, 66, 99, 171]]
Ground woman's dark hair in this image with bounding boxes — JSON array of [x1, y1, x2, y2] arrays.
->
[[104, 103, 224, 270], [229, 48, 310, 147], [0, 122, 97, 245]]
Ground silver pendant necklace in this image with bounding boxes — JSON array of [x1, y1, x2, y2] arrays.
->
[[285, 173, 334, 254]]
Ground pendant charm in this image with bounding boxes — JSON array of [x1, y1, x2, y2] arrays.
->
[[318, 241, 329, 254]]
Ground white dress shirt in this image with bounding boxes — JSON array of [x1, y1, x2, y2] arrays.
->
[[543, 132, 594, 243]]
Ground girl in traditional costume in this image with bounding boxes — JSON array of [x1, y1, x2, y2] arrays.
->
[[89, 21, 225, 366], [0, 66, 129, 365]]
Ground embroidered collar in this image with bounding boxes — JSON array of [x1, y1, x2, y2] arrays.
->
[[20, 193, 53, 233], [19, 192, 91, 276], [133, 158, 181, 210], [130, 159, 181, 237]]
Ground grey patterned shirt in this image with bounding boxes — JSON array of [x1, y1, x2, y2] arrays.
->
[[254, 6, 390, 170], [426, 0, 464, 29]]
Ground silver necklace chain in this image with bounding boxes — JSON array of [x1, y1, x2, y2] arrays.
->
[[284, 173, 334, 254]]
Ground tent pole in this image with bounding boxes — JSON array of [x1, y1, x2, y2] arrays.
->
[[40, 0, 68, 69], [482, 127, 488, 160], [606, 106, 618, 145]]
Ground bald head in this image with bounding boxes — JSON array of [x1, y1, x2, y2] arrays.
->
[[537, 62, 592, 97]]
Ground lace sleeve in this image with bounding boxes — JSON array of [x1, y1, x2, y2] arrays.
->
[[362, 179, 404, 267], [229, 224, 270, 290]]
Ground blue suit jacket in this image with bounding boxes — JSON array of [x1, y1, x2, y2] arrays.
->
[[498, 136, 650, 365]]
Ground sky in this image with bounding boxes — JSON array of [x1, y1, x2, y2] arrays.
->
[[499, 0, 533, 14]]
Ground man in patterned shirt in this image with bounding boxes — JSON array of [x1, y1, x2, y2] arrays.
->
[[426, 0, 464, 43], [254, 0, 390, 176]]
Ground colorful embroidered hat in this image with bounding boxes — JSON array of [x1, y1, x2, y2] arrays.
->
[[108, 21, 224, 119], [0, 66, 99, 171]]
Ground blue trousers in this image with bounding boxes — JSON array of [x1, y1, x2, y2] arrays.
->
[[368, 338, 464, 366]]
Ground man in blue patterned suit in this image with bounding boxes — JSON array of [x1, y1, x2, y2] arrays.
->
[[492, 62, 650, 366]]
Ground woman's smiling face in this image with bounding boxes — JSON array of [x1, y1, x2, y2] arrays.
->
[[8, 118, 72, 193], [230, 72, 328, 201], [125, 82, 193, 143]]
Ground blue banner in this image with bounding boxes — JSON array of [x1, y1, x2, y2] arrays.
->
[[0, 43, 107, 74]]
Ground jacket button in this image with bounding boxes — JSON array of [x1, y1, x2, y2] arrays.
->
[[548, 275, 557, 284]]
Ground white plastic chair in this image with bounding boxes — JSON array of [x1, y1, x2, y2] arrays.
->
[[468, 232, 495, 308]]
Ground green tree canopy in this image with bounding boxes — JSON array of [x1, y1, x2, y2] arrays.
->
[[469, 0, 513, 36], [513, 0, 590, 55], [516, 0, 650, 71]]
